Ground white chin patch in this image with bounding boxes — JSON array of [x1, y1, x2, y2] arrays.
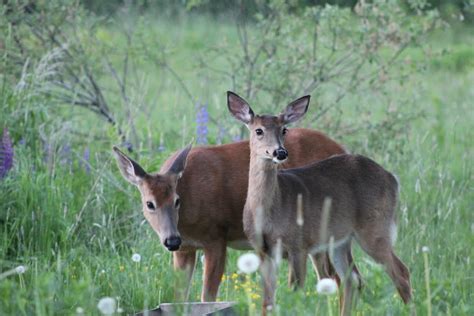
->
[[272, 157, 286, 164]]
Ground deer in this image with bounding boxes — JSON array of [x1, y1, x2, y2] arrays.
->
[[227, 91, 412, 315], [112, 94, 360, 303]]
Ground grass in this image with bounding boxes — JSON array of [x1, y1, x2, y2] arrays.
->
[[1, 12, 473, 316]]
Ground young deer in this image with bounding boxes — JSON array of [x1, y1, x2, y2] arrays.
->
[[227, 91, 412, 315], [113, 118, 357, 302]]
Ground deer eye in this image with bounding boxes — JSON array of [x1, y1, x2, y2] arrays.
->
[[255, 128, 264, 136], [146, 201, 155, 210], [282, 127, 288, 135], [174, 197, 181, 209]]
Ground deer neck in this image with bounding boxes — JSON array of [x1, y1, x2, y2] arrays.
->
[[246, 153, 280, 217]]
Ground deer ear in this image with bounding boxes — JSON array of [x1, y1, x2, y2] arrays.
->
[[166, 143, 192, 178], [113, 146, 147, 185], [227, 91, 254, 124], [280, 95, 310, 124]]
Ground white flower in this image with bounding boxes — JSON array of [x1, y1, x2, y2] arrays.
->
[[15, 265, 26, 274], [131, 253, 141, 263], [97, 297, 117, 315], [237, 253, 260, 274], [117, 307, 124, 313], [316, 278, 338, 295], [76, 307, 84, 314], [422, 246, 429, 253]]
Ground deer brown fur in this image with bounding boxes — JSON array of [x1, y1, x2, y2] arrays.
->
[[227, 91, 411, 315]]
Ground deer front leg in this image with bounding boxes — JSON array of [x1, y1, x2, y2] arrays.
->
[[260, 254, 277, 315], [173, 250, 196, 301], [202, 241, 227, 302], [288, 251, 307, 289]]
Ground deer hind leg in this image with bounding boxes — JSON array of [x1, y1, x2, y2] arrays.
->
[[346, 249, 364, 291], [288, 250, 307, 289], [356, 222, 412, 304], [311, 251, 362, 290], [202, 242, 227, 302], [330, 241, 357, 316], [311, 252, 341, 286], [173, 250, 197, 301]]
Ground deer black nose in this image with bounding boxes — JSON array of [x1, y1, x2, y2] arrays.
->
[[273, 147, 288, 161], [164, 236, 181, 251]]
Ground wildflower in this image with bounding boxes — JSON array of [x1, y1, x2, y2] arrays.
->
[[15, 265, 26, 274], [131, 253, 141, 263], [0, 128, 14, 179], [422, 246, 429, 253], [60, 144, 72, 167], [82, 147, 90, 173], [117, 307, 124, 313], [232, 134, 241, 142], [237, 253, 260, 274], [97, 297, 116, 315], [76, 307, 84, 314], [195, 102, 209, 145], [251, 293, 260, 300], [316, 278, 338, 295]]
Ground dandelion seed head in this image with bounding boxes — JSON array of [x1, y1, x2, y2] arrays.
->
[[316, 278, 338, 295], [131, 253, 141, 263], [97, 297, 116, 315], [15, 265, 26, 274], [76, 307, 84, 314], [237, 253, 260, 274], [422, 246, 429, 253]]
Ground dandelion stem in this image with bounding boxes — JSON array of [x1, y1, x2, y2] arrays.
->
[[423, 251, 432, 316], [327, 296, 333, 316]]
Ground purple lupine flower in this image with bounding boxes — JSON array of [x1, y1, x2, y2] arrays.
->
[[0, 128, 14, 178], [60, 144, 72, 168], [19, 138, 26, 146], [195, 102, 209, 145], [82, 147, 90, 173], [232, 134, 242, 142]]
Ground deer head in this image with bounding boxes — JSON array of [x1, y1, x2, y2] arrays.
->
[[227, 91, 310, 164], [113, 144, 192, 251]]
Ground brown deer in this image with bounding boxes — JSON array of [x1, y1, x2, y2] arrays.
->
[[227, 91, 411, 315], [112, 96, 359, 302]]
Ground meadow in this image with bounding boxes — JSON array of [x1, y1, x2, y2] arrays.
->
[[0, 2, 473, 315]]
